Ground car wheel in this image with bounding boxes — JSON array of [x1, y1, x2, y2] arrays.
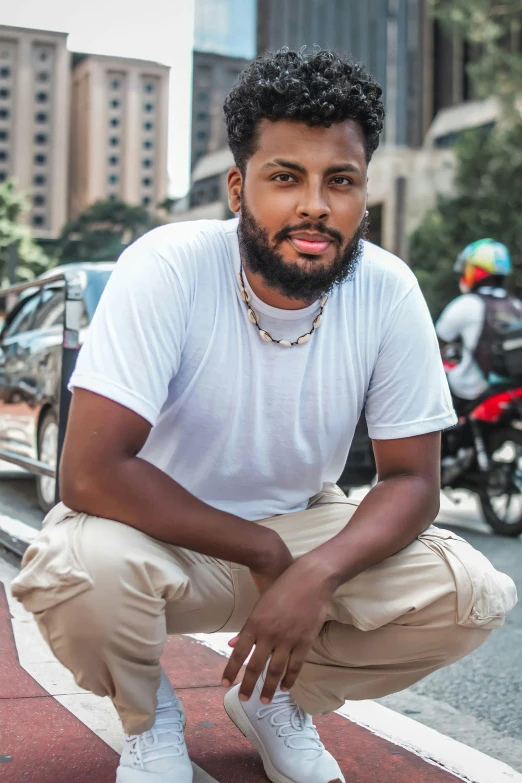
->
[[36, 409, 59, 513]]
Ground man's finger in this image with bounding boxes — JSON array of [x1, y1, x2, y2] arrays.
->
[[259, 647, 291, 704], [238, 642, 274, 701], [280, 644, 309, 692], [221, 629, 255, 687]]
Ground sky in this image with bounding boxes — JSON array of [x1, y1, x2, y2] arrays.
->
[[3, 1, 196, 197]]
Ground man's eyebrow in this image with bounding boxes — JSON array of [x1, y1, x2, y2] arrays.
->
[[260, 159, 362, 177]]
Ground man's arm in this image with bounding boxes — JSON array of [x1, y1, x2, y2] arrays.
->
[[222, 430, 441, 702], [297, 430, 440, 593], [60, 388, 293, 580]]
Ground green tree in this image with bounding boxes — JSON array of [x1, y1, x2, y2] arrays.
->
[[429, 0, 522, 116], [0, 179, 53, 285], [57, 198, 157, 263], [410, 0, 522, 315], [411, 124, 522, 316]]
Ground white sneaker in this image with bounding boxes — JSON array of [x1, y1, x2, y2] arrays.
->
[[116, 670, 193, 782], [224, 680, 345, 783]]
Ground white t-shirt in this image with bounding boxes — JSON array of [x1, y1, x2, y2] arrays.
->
[[436, 292, 490, 400], [70, 218, 456, 521]]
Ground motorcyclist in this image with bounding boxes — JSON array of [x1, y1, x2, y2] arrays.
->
[[436, 238, 520, 412]]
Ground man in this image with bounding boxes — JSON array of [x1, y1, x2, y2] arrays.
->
[[436, 238, 521, 409], [12, 50, 516, 783]]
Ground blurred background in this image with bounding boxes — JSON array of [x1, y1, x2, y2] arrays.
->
[[1, 0, 522, 316]]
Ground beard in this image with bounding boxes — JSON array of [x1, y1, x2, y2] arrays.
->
[[238, 197, 368, 302]]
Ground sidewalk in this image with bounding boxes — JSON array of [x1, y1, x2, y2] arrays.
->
[[1, 555, 520, 783]]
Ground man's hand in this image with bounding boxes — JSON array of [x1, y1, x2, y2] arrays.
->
[[250, 541, 294, 595], [222, 556, 332, 705]]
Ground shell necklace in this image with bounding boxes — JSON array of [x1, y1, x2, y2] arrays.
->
[[238, 264, 328, 347]]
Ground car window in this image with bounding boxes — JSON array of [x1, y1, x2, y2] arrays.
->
[[33, 289, 65, 330], [4, 294, 41, 338]]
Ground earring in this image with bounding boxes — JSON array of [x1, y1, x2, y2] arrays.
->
[[365, 209, 369, 218]]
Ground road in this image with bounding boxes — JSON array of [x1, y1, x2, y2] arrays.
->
[[1, 471, 521, 772]]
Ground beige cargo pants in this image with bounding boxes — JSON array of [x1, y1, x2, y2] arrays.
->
[[12, 484, 517, 736]]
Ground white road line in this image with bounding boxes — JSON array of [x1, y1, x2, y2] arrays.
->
[[0, 514, 38, 544]]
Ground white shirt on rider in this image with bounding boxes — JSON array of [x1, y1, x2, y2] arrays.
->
[[436, 287, 508, 400]]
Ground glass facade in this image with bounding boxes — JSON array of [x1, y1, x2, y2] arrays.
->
[[194, 0, 257, 59]]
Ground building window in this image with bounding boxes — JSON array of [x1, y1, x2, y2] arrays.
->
[[108, 174, 118, 184], [35, 112, 48, 123], [144, 121, 153, 131], [108, 193, 117, 201], [33, 194, 45, 206], [111, 79, 120, 89], [197, 112, 208, 122], [110, 99, 120, 109], [34, 133, 48, 145], [39, 51, 48, 62], [34, 153, 46, 165], [0, 129, 7, 141], [0, 171, 6, 182], [36, 92, 48, 103], [110, 117, 119, 127], [109, 155, 119, 165], [144, 83, 154, 93], [142, 196, 151, 206], [198, 92, 209, 102], [0, 150, 7, 162], [197, 130, 207, 140], [0, 88, 9, 99], [34, 174, 46, 186], [144, 103, 154, 113], [37, 72, 49, 82], [143, 159, 152, 168], [33, 215, 45, 226], [0, 108, 8, 119], [142, 177, 152, 187], [143, 139, 153, 150], [109, 137, 119, 146], [0, 67, 10, 78]]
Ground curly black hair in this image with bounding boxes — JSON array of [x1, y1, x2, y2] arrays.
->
[[224, 48, 385, 172]]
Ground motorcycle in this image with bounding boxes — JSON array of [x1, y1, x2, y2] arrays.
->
[[339, 371, 522, 537]]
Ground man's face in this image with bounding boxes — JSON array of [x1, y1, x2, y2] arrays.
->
[[228, 119, 369, 301]]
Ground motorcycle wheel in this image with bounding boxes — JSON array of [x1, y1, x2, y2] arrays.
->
[[478, 426, 522, 537]]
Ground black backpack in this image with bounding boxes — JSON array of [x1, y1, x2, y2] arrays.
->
[[474, 291, 522, 379]]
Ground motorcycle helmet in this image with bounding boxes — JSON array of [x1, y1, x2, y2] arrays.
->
[[455, 239, 512, 294]]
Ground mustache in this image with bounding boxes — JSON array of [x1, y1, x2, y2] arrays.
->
[[272, 221, 345, 247]]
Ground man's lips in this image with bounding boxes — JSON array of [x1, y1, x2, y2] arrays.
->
[[288, 234, 333, 255]]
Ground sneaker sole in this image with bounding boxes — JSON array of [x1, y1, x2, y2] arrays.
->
[[223, 685, 343, 783]]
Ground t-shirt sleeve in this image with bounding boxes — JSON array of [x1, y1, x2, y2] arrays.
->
[[69, 240, 189, 425], [365, 283, 457, 440]]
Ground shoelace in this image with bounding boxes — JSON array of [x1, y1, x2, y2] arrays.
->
[[128, 700, 185, 768], [256, 691, 325, 756]]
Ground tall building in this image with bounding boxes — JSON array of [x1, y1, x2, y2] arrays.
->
[[0, 25, 70, 239], [191, 50, 249, 169], [194, 0, 257, 60], [69, 54, 170, 218]]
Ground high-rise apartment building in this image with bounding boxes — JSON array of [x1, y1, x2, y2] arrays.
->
[[0, 25, 70, 239], [69, 54, 169, 218], [191, 50, 248, 169]]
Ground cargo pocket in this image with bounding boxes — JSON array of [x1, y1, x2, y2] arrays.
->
[[419, 526, 517, 629], [11, 503, 94, 615]]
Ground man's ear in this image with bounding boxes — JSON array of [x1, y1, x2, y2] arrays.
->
[[227, 167, 242, 214]]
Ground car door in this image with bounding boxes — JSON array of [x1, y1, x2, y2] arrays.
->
[[0, 292, 42, 457]]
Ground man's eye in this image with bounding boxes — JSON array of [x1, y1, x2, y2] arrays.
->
[[274, 173, 295, 182], [331, 176, 351, 186]]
